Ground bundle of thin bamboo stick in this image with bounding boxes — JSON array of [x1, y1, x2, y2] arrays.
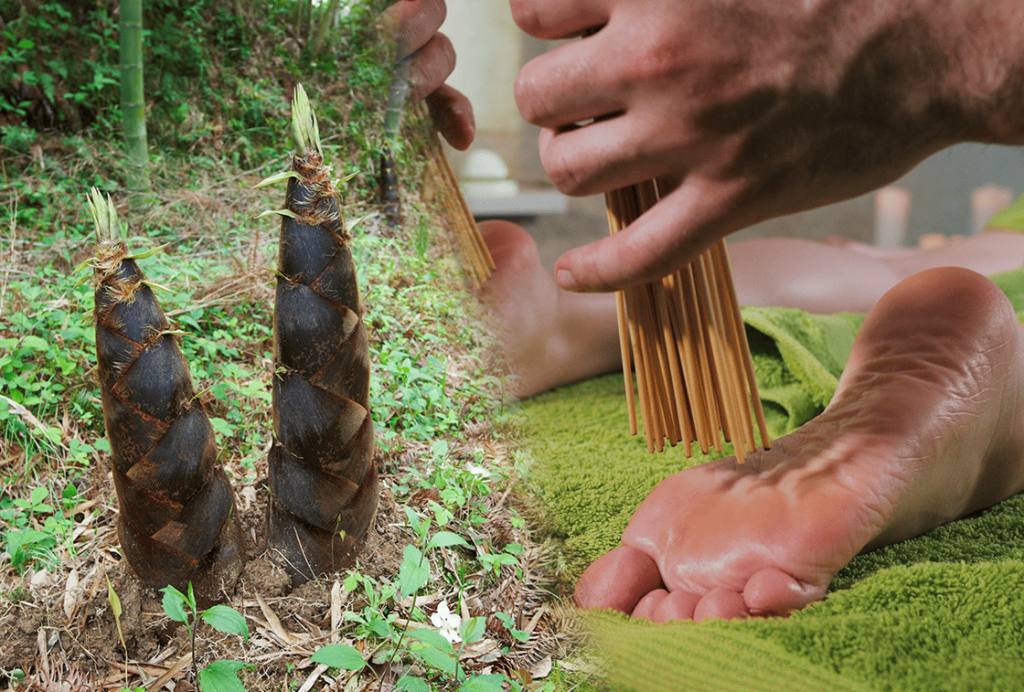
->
[[414, 102, 495, 287], [606, 179, 770, 463]]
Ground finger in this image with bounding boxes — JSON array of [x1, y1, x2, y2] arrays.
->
[[510, 0, 609, 39], [574, 545, 664, 613], [692, 587, 749, 623], [385, 0, 447, 56], [651, 590, 702, 623], [408, 32, 457, 102], [536, 116, 674, 197], [427, 84, 475, 150], [553, 177, 750, 292], [514, 28, 628, 129]]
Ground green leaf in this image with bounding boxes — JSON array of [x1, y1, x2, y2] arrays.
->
[[256, 208, 298, 219], [343, 573, 359, 593], [198, 660, 253, 692], [458, 674, 509, 692], [398, 544, 429, 600], [125, 243, 170, 261], [426, 531, 470, 551], [253, 169, 301, 188], [406, 628, 455, 655], [29, 487, 48, 506], [411, 644, 459, 677], [403, 505, 423, 535], [395, 675, 431, 692], [20, 336, 49, 352], [311, 644, 367, 670], [201, 605, 249, 642], [106, 578, 122, 621], [459, 616, 486, 645], [160, 586, 188, 623]]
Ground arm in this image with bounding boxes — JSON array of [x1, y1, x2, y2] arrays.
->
[[511, 0, 1024, 291]]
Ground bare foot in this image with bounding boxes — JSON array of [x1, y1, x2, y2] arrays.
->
[[575, 267, 1024, 621], [479, 220, 620, 397]]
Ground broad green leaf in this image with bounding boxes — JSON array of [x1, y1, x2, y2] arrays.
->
[[160, 586, 188, 623], [20, 336, 49, 352], [459, 616, 486, 645], [458, 674, 509, 692], [343, 573, 359, 592], [398, 544, 429, 600], [29, 487, 48, 506], [201, 605, 249, 642], [407, 628, 455, 655], [198, 660, 252, 692], [411, 644, 459, 677], [427, 531, 470, 551], [395, 675, 431, 692], [367, 614, 392, 638], [311, 644, 367, 670]]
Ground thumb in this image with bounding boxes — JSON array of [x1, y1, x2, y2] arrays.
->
[[553, 178, 743, 292]]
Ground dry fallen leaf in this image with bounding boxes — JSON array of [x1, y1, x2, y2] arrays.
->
[[63, 567, 79, 621]]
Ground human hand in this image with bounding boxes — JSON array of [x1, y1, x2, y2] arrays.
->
[[512, 0, 1013, 291], [386, 0, 475, 150]]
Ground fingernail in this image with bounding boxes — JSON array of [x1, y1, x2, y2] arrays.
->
[[555, 268, 579, 291]]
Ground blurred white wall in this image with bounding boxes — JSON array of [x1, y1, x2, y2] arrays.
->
[[441, 0, 524, 172]]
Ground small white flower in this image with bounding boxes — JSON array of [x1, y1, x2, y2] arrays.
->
[[430, 600, 462, 645], [466, 462, 491, 481]]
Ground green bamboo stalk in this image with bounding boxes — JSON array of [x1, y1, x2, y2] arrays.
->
[[309, 0, 343, 55], [119, 0, 151, 193]]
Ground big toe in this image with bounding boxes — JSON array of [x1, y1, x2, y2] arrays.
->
[[575, 546, 664, 613]]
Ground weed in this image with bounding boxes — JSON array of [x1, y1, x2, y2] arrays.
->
[[0, 485, 76, 572], [161, 583, 252, 691]]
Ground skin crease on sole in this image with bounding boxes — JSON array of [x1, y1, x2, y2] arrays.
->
[[572, 266, 1024, 621]]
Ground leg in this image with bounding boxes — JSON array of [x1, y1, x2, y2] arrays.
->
[[480, 221, 1024, 397], [575, 267, 1024, 620]]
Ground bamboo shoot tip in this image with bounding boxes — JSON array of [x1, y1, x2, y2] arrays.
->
[[291, 83, 322, 157]]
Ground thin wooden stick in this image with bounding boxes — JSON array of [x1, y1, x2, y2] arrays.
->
[[414, 102, 495, 287], [603, 181, 770, 462]]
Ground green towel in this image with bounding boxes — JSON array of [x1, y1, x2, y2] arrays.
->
[[523, 268, 1024, 692]]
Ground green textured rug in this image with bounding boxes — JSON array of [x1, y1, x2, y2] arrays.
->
[[523, 269, 1024, 692]]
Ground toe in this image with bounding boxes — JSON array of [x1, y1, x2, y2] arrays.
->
[[651, 590, 702, 622], [631, 589, 669, 619], [693, 587, 749, 622], [743, 567, 828, 616], [575, 546, 664, 613]]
